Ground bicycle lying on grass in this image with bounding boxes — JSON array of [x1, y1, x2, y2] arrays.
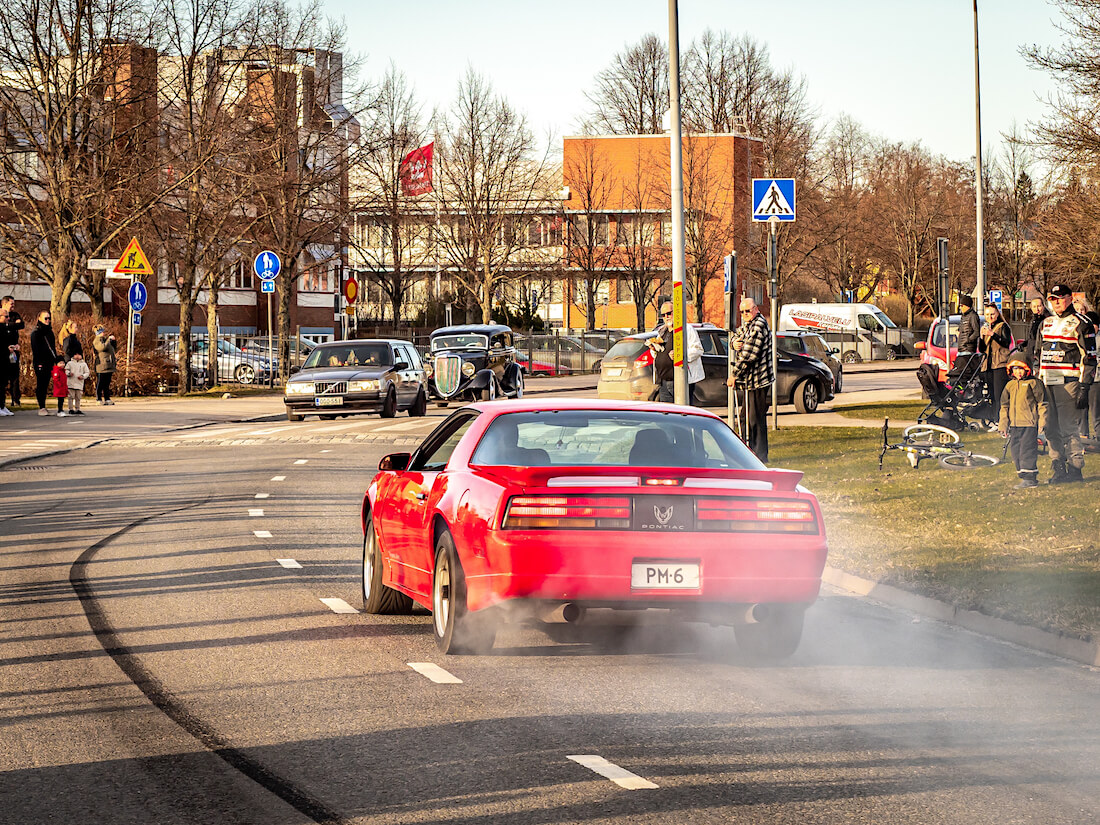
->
[[878, 418, 1000, 471]]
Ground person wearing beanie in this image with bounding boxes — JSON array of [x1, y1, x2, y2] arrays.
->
[[999, 358, 1049, 489], [956, 294, 981, 356], [1038, 284, 1095, 483]]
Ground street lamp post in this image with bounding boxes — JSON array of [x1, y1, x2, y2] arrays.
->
[[973, 0, 986, 312]]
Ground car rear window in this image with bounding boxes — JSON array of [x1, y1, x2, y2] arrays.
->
[[776, 336, 804, 355], [471, 411, 763, 469], [604, 338, 648, 361]]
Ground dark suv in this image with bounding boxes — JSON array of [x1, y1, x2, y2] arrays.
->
[[425, 324, 524, 406], [597, 324, 835, 413], [777, 330, 844, 393]]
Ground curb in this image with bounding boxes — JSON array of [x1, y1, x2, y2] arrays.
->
[[823, 566, 1100, 668]]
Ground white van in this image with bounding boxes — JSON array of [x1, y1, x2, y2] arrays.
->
[[778, 303, 901, 363]]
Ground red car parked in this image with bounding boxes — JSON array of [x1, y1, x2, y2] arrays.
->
[[361, 399, 828, 657]]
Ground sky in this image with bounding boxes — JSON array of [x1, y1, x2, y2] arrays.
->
[[325, 0, 1067, 168]]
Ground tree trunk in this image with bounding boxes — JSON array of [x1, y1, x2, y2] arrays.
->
[[277, 262, 293, 383], [207, 280, 220, 390], [176, 299, 196, 395]]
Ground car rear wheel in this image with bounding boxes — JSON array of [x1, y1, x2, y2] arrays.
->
[[286, 409, 303, 422], [842, 350, 862, 364], [479, 380, 497, 402], [432, 531, 495, 654], [380, 389, 397, 418], [409, 389, 427, 416], [512, 371, 523, 399], [734, 606, 804, 660], [234, 363, 256, 384], [362, 518, 413, 614], [793, 379, 821, 414], [834, 369, 843, 393]]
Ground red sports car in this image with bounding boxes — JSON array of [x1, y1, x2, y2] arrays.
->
[[361, 399, 828, 657]]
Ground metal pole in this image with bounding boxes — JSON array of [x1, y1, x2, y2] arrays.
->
[[769, 220, 779, 430], [668, 0, 688, 405], [125, 275, 134, 397], [973, 0, 985, 313], [267, 290, 273, 389]]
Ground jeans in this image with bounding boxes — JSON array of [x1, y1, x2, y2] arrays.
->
[[96, 372, 113, 402], [745, 385, 771, 463], [1008, 426, 1038, 480]]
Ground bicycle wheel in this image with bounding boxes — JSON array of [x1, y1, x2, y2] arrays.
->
[[939, 452, 998, 470], [903, 423, 960, 445]]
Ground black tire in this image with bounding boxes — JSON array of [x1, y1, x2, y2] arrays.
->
[[409, 389, 427, 417], [834, 369, 843, 393], [842, 350, 862, 364], [234, 363, 256, 384], [380, 389, 397, 418], [431, 531, 495, 654], [793, 379, 821, 414], [939, 452, 998, 470], [479, 380, 497, 402], [512, 371, 523, 399], [286, 409, 303, 422], [361, 518, 413, 614], [886, 347, 898, 361], [734, 606, 805, 660]]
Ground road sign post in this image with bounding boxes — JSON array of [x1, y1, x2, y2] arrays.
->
[[109, 239, 153, 397], [752, 180, 795, 432], [254, 252, 282, 389]]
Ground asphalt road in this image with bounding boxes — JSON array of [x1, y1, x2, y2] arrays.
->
[[3, 428, 1097, 825]]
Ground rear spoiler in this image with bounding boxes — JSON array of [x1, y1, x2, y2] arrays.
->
[[477, 463, 805, 492]]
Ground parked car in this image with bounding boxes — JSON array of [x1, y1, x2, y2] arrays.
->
[[360, 399, 828, 656], [283, 339, 428, 421], [192, 338, 274, 385], [515, 356, 571, 377], [425, 324, 524, 405], [777, 330, 844, 393], [514, 334, 605, 373], [596, 324, 835, 414], [915, 315, 960, 381]]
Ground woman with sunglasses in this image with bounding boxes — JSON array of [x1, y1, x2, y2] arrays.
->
[[30, 310, 58, 415]]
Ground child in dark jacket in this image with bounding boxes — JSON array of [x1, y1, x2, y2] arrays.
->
[[50, 355, 68, 417], [999, 357, 1049, 489]]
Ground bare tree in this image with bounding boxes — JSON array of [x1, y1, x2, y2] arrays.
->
[[352, 64, 434, 325], [563, 139, 617, 329], [434, 69, 552, 324], [1033, 169, 1100, 308], [582, 34, 669, 135], [617, 142, 668, 329], [682, 30, 772, 135], [0, 0, 164, 319]]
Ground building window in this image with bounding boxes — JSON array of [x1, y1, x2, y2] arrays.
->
[[226, 260, 254, 289], [616, 277, 634, 304], [158, 261, 180, 288], [299, 266, 333, 293], [615, 216, 633, 246], [571, 215, 608, 246]]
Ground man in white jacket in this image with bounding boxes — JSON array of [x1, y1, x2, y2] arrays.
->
[[649, 300, 705, 404]]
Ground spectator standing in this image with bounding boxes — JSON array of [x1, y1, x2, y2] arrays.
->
[[648, 301, 704, 404], [979, 303, 1013, 420], [92, 325, 118, 404], [1038, 284, 1095, 483], [1082, 310, 1100, 445], [726, 298, 774, 463], [999, 358, 1049, 489], [60, 319, 83, 360], [956, 294, 981, 356], [0, 305, 20, 415], [50, 356, 68, 417], [1025, 297, 1050, 371], [65, 353, 90, 415], [0, 297, 23, 408], [30, 310, 57, 415]]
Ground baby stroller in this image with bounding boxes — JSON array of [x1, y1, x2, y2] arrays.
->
[[915, 352, 997, 432]]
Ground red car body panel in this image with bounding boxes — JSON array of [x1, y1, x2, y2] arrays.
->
[[364, 399, 828, 615]]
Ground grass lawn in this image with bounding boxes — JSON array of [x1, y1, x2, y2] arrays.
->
[[831, 400, 929, 422], [769, 424, 1100, 643]]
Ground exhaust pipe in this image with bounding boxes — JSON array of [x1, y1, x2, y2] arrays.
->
[[538, 603, 586, 624]]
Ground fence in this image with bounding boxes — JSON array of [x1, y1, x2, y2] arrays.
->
[[154, 332, 315, 390]]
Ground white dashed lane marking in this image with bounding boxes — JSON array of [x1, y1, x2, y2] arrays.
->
[[255, 493, 269, 499], [567, 755, 658, 790], [271, 475, 286, 481], [253, 530, 273, 539], [248, 509, 264, 517], [320, 598, 358, 614], [293, 459, 308, 465], [407, 663, 463, 684], [276, 559, 302, 569]]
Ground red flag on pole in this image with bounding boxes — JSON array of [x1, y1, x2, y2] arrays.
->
[[399, 142, 434, 196]]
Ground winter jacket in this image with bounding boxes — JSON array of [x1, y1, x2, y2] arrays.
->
[[30, 322, 57, 371], [979, 319, 1013, 371], [652, 323, 705, 385], [957, 308, 981, 354], [93, 333, 117, 374], [51, 364, 68, 398], [1025, 309, 1049, 367], [1039, 309, 1096, 389], [0, 318, 19, 367], [731, 313, 774, 390], [62, 333, 83, 360], [65, 358, 91, 391], [999, 374, 1049, 432]]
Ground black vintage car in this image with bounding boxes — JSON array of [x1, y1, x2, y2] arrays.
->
[[425, 324, 524, 406]]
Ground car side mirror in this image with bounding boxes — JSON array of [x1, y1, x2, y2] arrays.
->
[[829, 347, 839, 355], [379, 452, 411, 472], [290, 366, 299, 375], [914, 342, 926, 351]]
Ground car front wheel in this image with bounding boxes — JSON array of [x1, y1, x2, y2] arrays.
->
[[380, 389, 397, 418], [512, 371, 523, 399], [234, 364, 256, 384], [793, 379, 821, 414], [432, 531, 495, 654], [286, 408, 303, 422], [362, 517, 413, 614], [479, 380, 497, 402]]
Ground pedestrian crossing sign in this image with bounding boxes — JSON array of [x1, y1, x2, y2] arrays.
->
[[752, 179, 796, 222]]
